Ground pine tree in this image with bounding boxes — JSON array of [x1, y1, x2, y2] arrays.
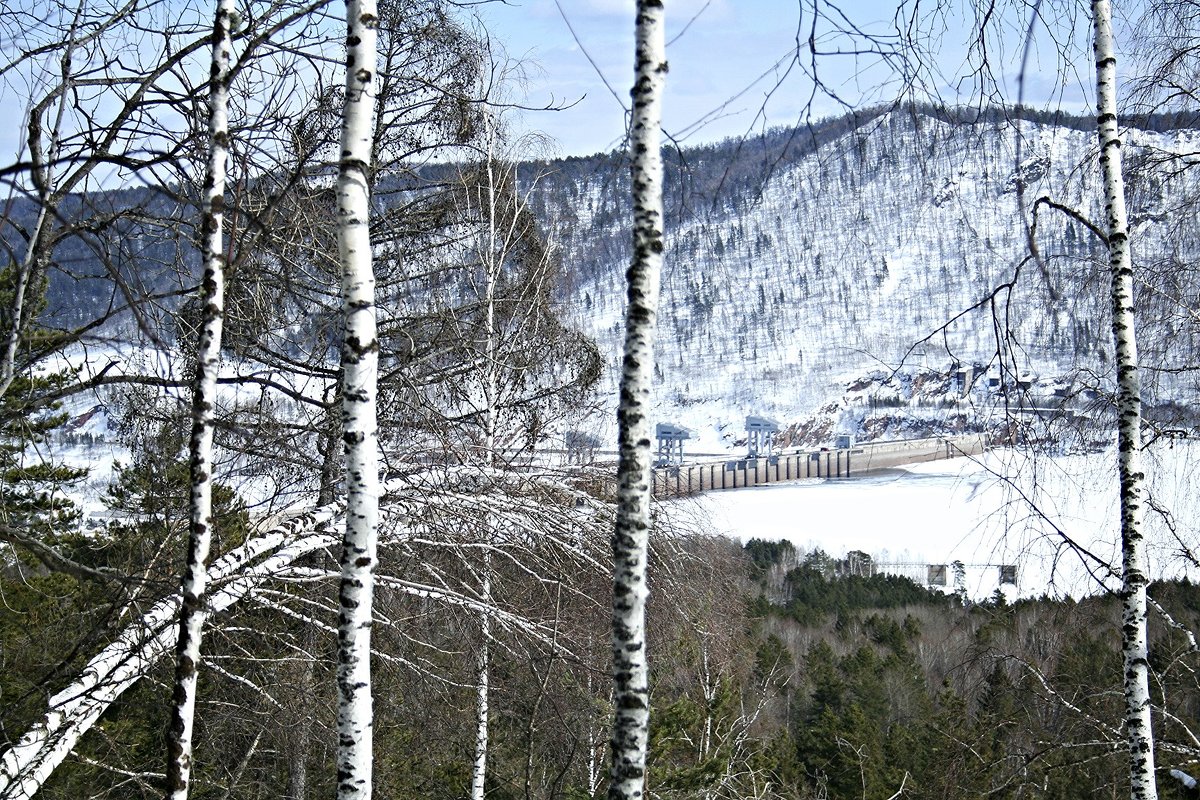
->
[[0, 260, 86, 566]]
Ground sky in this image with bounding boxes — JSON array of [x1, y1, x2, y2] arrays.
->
[[476, 0, 1101, 158], [0, 1, 1131, 176]]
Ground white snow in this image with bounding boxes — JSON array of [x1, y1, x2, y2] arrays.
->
[[671, 442, 1200, 601], [545, 111, 1200, 444]]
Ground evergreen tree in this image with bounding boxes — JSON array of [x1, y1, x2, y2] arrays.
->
[[0, 260, 86, 568]]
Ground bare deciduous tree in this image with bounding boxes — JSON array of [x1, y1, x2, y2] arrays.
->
[[333, 0, 381, 796], [1091, 2, 1158, 797], [609, 2, 666, 799]]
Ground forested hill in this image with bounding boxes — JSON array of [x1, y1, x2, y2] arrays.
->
[[32, 104, 1200, 441], [514, 104, 1200, 442]]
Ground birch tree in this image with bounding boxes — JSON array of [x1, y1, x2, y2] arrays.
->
[[0, 502, 345, 800], [196, 0, 491, 510], [1091, 2, 1158, 797], [334, 0, 380, 796], [455, 120, 586, 800], [926, 1, 1165, 793], [164, 1, 236, 796], [470, 115, 500, 800], [609, 2, 666, 798], [0, 4, 601, 796]]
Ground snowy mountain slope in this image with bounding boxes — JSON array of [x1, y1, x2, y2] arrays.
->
[[527, 108, 1200, 445], [31, 107, 1200, 456]]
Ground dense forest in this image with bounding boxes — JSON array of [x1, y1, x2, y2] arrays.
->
[[10, 519, 1200, 800]]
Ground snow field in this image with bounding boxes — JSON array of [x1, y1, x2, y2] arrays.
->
[[673, 442, 1200, 600]]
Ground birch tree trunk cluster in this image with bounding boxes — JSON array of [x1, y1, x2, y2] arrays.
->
[[0, 0, 603, 797], [5, 0, 1200, 799]]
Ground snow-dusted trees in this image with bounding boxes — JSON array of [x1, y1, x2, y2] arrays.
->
[[609, 2, 666, 799], [165, 1, 235, 796], [1091, 2, 1157, 797]]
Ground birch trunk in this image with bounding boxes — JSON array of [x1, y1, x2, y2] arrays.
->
[[471, 117, 499, 800], [334, 0, 380, 797], [0, 6, 80, 401], [609, 3, 666, 798], [165, 1, 233, 796], [1091, 3, 1158, 798], [0, 507, 343, 800], [470, 566, 491, 800]]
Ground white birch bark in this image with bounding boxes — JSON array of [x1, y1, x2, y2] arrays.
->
[[165, 2, 234, 796], [0, 507, 343, 800], [1091, 4, 1158, 798], [0, 5, 81, 401], [470, 123, 499, 800], [470, 565, 492, 800], [609, 2, 666, 798], [334, 0, 380, 797]]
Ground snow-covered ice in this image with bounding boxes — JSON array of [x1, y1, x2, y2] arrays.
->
[[673, 444, 1200, 600]]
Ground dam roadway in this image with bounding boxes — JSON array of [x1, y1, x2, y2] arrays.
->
[[649, 434, 987, 498]]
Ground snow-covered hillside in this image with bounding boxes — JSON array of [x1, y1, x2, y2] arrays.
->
[[34, 107, 1200, 456], [529, 107, 1200, 443]]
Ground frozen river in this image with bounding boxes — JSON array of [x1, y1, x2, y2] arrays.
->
[[673, 444, 1200, 600]]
